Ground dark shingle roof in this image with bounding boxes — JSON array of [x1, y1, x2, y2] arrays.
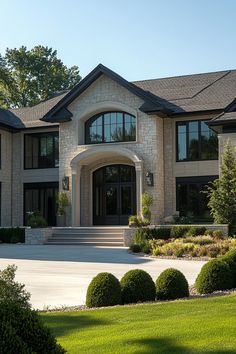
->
[[2, 66, 236, 130], [10, 92, 68, 128], [133, 70, 236, 113]]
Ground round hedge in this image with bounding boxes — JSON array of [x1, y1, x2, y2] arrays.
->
[[195, 259, 233, 294], [120, 269, 156, 304], [222, 249, 236, 287], [0, 300, 65, 354], [156, 268, 189, 300], [86, 272, 121, 308]]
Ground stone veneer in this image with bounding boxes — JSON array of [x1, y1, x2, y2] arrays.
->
[[25, 228, 54, 245], [59, 74, 165, 226]]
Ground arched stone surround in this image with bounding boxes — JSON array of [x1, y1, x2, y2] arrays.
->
[[70, 146, 143, 226]]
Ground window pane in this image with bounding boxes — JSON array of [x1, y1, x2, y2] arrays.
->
[[85, 112, 136, 144], [121, 186, 132, 215], [177, 124, 187, 161], [188, 130, 199, 160], [200, 121, 218, 160], [105, 166, 119, 182], [105, 187, 117, 215]]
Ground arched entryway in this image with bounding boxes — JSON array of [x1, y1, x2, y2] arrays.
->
[[93, 164, 136, 225]]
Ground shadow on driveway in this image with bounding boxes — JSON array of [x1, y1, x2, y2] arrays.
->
[[0, 244, 152, 264]]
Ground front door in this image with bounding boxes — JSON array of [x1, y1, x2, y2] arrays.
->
[[93, 164, 136, 225]]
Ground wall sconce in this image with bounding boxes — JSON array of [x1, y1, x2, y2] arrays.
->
[[146, 172, 154, 186], [62, 176, 69, 190]]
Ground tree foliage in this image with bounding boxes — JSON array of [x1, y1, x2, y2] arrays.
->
[[0, 45, 81, 108], [206, 140, 236, 225]]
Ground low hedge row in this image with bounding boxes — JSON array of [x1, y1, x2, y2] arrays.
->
[[86, 269, 189, 308], [0, 228, 25, 244], [86, 248, 236, 308], [134, 226, 209, 244]]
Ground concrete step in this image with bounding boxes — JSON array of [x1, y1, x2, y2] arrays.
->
[[52, 233, 123, 238], [45, 241, 124, 246], [52, 229, 125, 235], [47, 237, 123, 242]]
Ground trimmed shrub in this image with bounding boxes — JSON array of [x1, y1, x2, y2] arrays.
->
[[129, 244, 141, 253], [195, 259, 233, 294], [120, 269, 156, 304], [222, 249, 236, 287], [27, 212, 47, 228], [156, 268, 189, 300], [86, 272, 121, 308], [0, 300, 65, 353], [0, 228, 25, 244], [170, 226, 191, 238], [185, 226, 206, 237], [0, 265, 30, 308], [141, 242, 151, 254]]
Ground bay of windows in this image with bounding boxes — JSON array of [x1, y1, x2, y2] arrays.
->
[[85, 112, 136, 144], [176, 120, 218, 161]]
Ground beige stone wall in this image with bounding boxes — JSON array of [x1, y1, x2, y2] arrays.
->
[[59, 74, 163, 225], [163, 114, 220, 218], [0, 130, 12, 226]]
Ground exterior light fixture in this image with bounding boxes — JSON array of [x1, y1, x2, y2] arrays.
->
[[62, 176, 69, 191], [146, 172, 154, 186]]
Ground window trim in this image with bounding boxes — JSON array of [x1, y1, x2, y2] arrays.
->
[[85, 111, 136, 145], [24, 131, 59, 170], [176, 120, 218, 162]]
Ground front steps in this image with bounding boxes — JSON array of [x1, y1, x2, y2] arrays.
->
[[45, 227, 125, 246]]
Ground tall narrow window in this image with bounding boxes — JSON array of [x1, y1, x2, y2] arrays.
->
[[176, 120, 218, 161], [24, 132, 59, 169], [85, 112, 136, 144]]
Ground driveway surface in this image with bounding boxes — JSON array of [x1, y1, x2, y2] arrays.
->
[[0, 245, 206, 310]]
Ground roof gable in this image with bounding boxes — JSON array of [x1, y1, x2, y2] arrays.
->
[[41, 64, 173, 122]]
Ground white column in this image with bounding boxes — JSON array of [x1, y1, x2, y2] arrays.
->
[[135, 161, 143, 216], [71, 164, 82, 226]]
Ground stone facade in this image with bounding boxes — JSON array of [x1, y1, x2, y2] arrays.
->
[[0, 70, 235, 229]]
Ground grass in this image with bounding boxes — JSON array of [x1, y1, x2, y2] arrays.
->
[[42, 294, 236, 354]]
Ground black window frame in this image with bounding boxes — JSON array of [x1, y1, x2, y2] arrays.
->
[[85, 111, 136, 145], [176, 175, 218, 222], [24, 131, 59, 170], [176, 120, 218, 162], [23, 182, 59, 226], [0, 135, 2, 170]]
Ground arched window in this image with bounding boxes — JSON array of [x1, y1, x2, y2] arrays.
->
[[85, 112, 136, 144]]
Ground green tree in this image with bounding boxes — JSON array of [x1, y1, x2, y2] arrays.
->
[[0, 45, 81, 108], [206, 140, 236, 225]]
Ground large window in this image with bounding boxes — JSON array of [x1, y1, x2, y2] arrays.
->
[[85, 112, 136, 144], [176, 176, 218, 221], [24, 182, 59, 226], [24, 132, 59, 169], [176, 120, 218, 161]]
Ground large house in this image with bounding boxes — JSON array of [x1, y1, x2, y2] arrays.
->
[[0, 64, 235, 227]]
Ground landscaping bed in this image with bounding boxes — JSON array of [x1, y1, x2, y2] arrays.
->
[[130, 226, 236, 258], [41, 294, 236, 354]]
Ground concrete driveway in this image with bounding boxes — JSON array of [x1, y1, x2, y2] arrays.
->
[[0, 245, 206, 310]]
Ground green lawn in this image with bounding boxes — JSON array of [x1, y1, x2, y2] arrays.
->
[[42, 294, 236, 354]]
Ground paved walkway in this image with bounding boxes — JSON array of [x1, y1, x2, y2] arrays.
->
[[0, 245, 206, 310]]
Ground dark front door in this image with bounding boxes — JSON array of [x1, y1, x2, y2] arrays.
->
[[93, 164, 136, 225]]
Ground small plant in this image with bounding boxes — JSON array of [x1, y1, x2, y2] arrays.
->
[[0, 265, 30, 308], [141, 242, 151, 254], [120, 269, 156, 304], [141, 192, 153, 224], [129, 244, 141, 253], [27, 211, 47, 228], [170, 226, 191, 238], [86, 272, 121, 308], [56, 192, 69, 216], [156, 268, 189, 300], [128, 215, 140, 227], [173, 214, 193, 224], [195, 259, 233, 294], [212, 230, 224, 239], [0, 301, 65, 353]]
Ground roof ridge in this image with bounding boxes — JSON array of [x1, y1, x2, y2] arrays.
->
[[132, 69, 234, 83]]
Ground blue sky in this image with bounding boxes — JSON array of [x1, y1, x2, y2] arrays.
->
[[1, 0, 236, 81]]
